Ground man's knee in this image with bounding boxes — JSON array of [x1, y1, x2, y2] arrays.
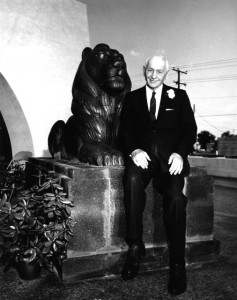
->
[[124, 169, 141, 185]]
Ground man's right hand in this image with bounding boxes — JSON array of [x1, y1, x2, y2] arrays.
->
[[130, 149, 151, 169]]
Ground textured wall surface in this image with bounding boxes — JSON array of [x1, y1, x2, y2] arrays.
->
[[0, 0, 89, 157]]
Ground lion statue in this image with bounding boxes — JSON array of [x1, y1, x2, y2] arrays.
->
[[48, 43, 131, 166]]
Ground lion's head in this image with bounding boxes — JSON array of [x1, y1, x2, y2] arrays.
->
[[72, 43, 131, 99]]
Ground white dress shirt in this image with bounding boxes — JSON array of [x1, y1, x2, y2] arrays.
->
[[146, 84, 163, 119]]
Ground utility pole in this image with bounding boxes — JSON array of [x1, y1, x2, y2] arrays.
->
[[172, 67, 187, 89]]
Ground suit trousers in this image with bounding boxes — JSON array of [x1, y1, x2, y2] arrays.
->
[[123, 154, 188, 265]]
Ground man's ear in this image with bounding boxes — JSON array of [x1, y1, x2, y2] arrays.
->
[[165, 68, 170, 80], [143, 66, 146, 76]]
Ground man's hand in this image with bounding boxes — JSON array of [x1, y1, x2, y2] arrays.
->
[[130, 149, 151, 169], [168, 153, 183, 175]]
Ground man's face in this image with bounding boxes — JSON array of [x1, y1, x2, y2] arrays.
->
[[143, 57, 168, 89]]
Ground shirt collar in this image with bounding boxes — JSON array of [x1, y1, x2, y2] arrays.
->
[[146, 84, 163, 98]]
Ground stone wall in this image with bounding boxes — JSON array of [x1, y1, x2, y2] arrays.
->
[[218, 137, 237, 157]]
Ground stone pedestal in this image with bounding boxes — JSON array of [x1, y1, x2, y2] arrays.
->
[[26, 158, 220, 282]]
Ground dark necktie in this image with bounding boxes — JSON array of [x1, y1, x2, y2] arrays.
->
[[150, 91, 156, 121]]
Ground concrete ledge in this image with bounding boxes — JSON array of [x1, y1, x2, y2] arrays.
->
[[63, 239, 220, 282], [188, 156, 237, 178], [26, 158, 219, 282], [188, 156, 237, 188]]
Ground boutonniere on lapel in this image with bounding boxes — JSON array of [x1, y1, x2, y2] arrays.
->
[[167, 89, 175, 99]]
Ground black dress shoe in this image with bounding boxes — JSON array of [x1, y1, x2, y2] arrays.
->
[[168, 263, 187, 295], [121, 243, 146, 281]]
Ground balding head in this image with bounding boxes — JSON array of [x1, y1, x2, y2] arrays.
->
[[143, 55, 169, 89]]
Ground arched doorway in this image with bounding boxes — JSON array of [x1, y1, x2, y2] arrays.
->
[[0, 73, 34, 160], [0, 111, 12, 162]]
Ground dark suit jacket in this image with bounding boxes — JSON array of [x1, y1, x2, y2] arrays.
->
[[118, 84, 197, 175]]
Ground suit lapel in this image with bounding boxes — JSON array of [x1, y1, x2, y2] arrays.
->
[[140, 86, 148, 111], [139, 86, 151, 122]]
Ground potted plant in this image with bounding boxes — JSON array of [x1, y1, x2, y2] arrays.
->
[[0, 160, 74, 280]]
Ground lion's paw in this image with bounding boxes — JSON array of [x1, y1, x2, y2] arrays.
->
[[96, 154, 124, 166]]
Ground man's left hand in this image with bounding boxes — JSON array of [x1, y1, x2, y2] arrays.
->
[[168, 153, 183, 175]]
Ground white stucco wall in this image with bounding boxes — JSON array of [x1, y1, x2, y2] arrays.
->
[[0, 0, 89, 157]]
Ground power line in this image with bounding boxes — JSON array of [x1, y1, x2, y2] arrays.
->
[[192, 95, 237, 99], [165, 76, 237, 85], [195, 111, 237, 134], [131, 74, 237, 89], [175, 57, 237, 69], [131, 73, 237, 83], [180, 74, 237, 81], [186, 64, 237, 72], [186, 78, 237, 83], [195, 114, 237, 118], [130, 58, 237, 79], [132, 67, 237, 81], [185, 74, 237, 83], [195, 110, 225, 133]]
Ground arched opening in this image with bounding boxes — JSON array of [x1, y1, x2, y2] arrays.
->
[[0, 73, 34, 160], [0, 111, 12, 162]]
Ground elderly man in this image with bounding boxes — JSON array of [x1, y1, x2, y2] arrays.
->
[[118, 55, 197, 295]]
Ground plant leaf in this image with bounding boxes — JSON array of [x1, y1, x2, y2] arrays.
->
[[48, 212, 55, 219]]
